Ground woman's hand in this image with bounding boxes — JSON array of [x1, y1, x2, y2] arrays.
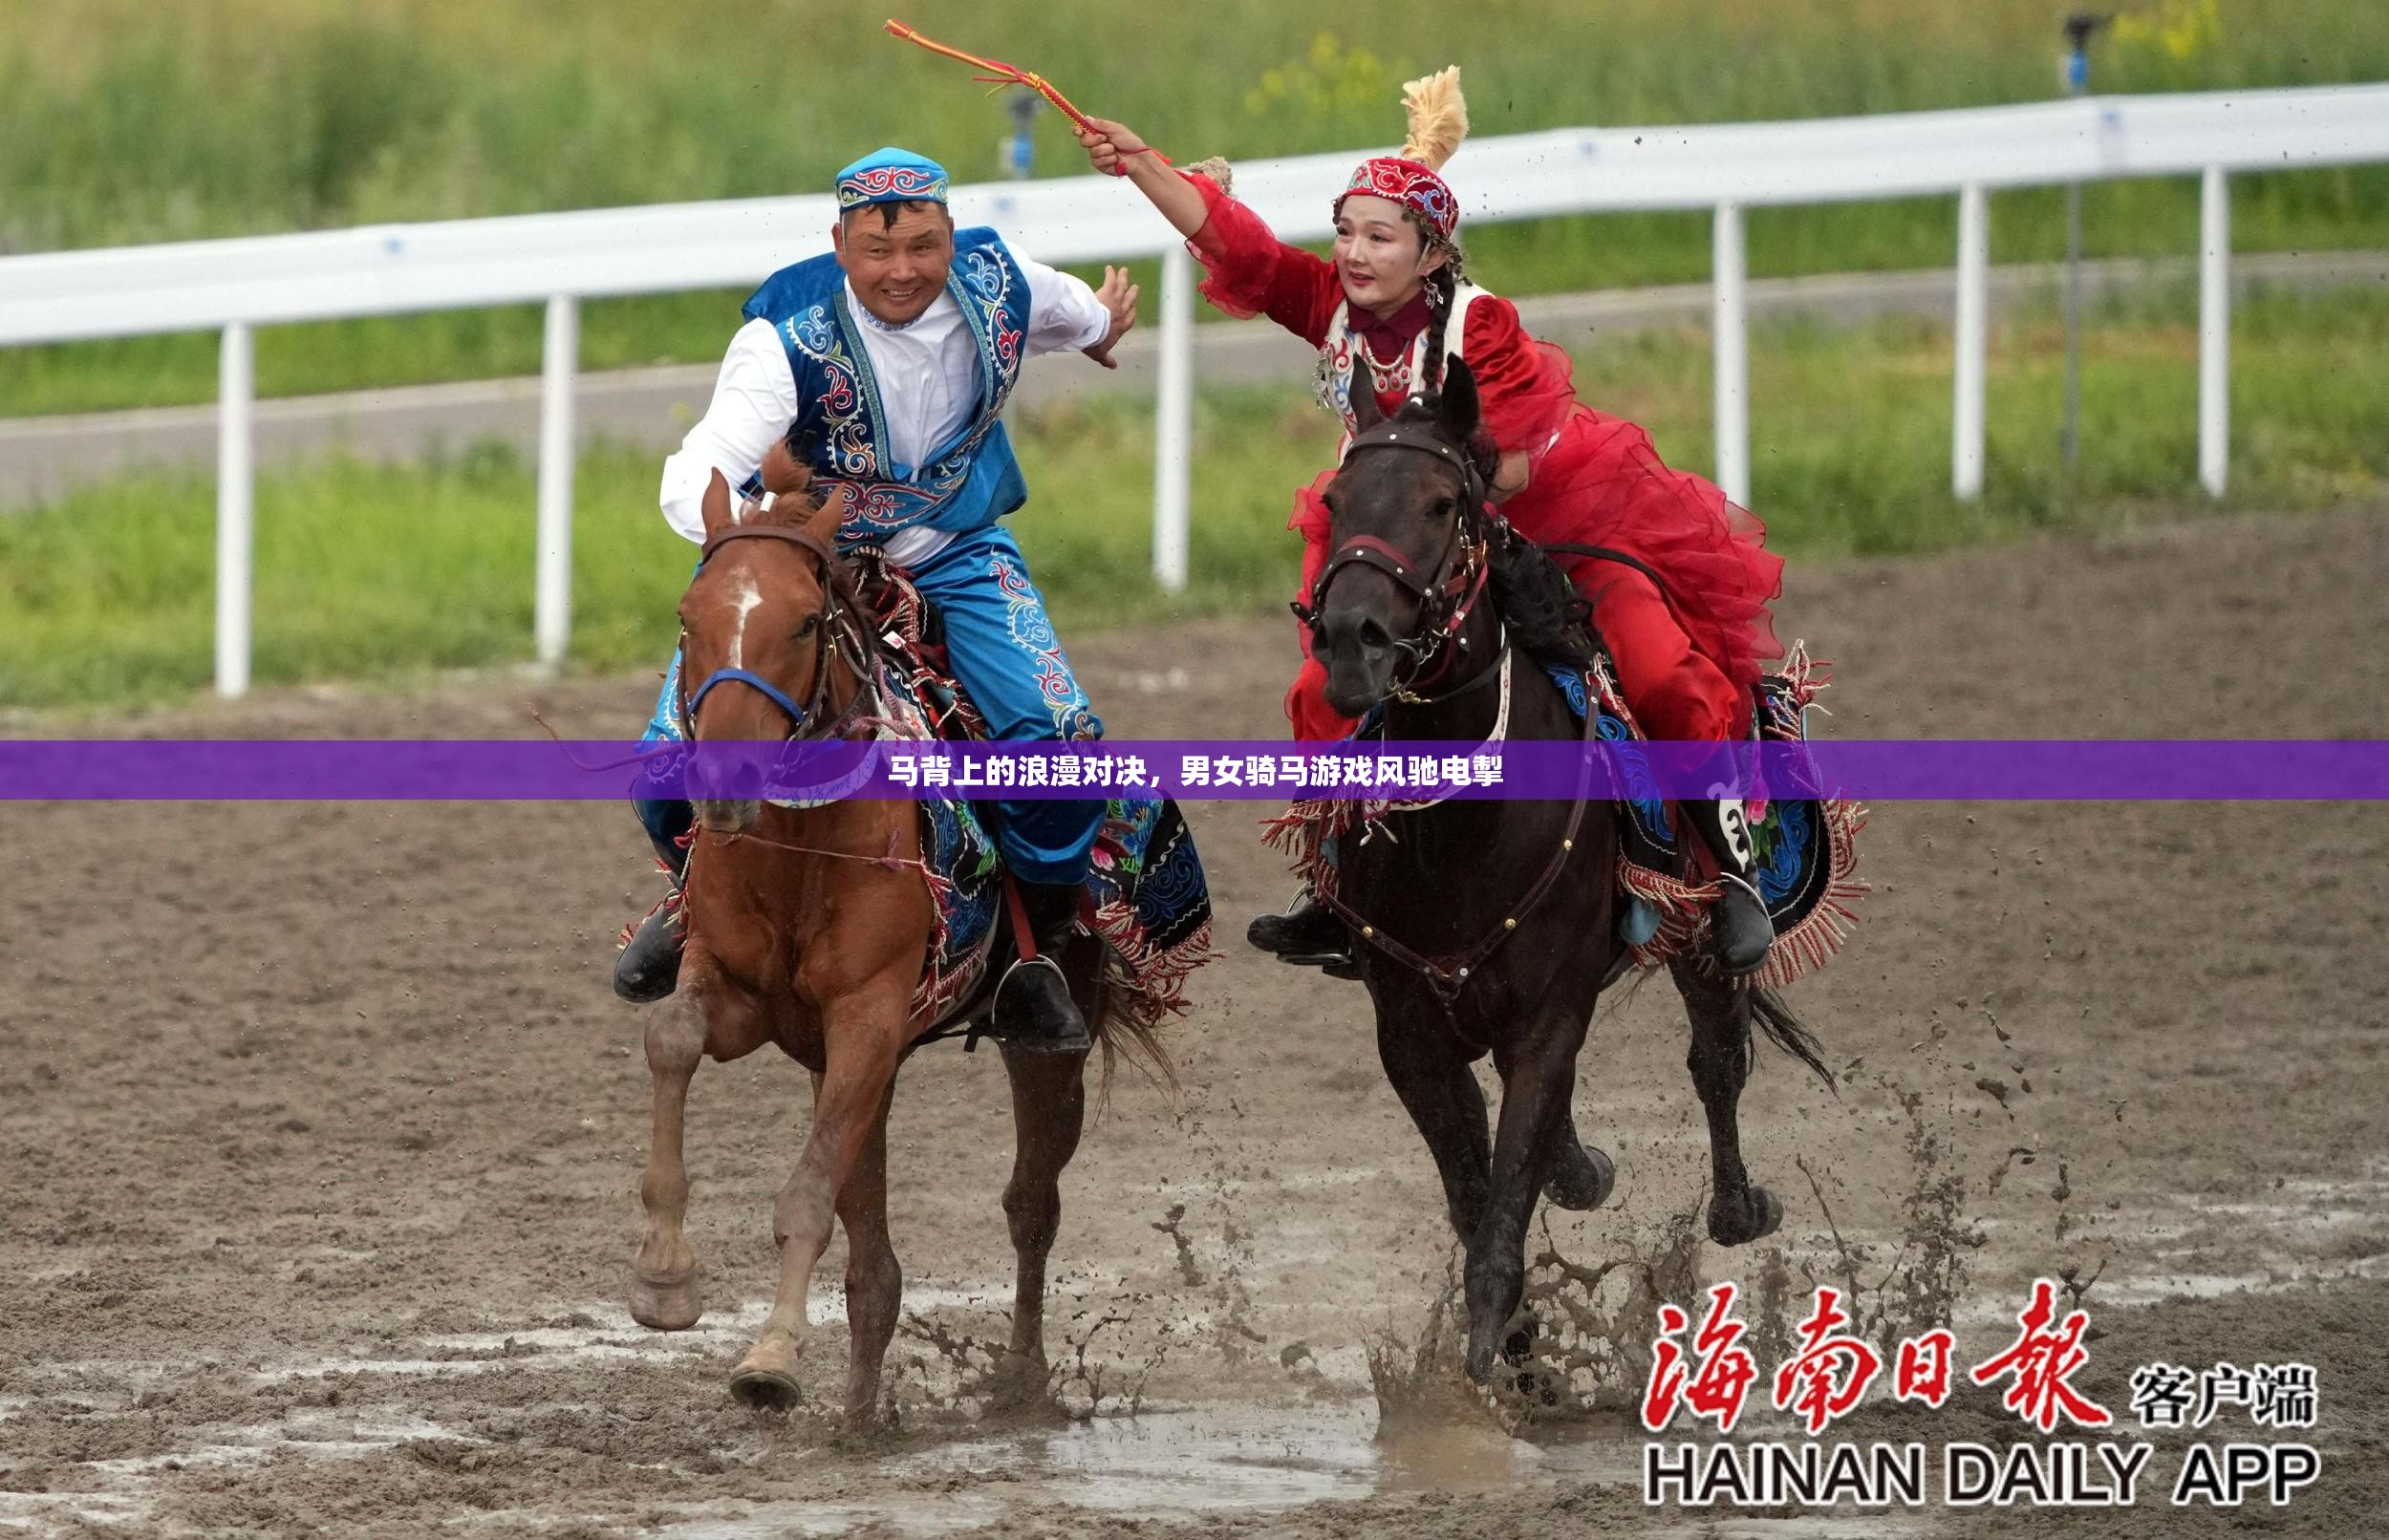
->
[[1076, 115, 1209, 240], [1075, 117, 1150, 178], [1490, 449, 1531, 503]]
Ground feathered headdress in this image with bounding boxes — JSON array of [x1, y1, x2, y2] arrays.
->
[[1340, 65, 1469, 244], [1397, 66, 1469, 171]]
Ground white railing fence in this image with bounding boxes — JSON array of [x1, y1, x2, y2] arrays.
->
[[2, 84, 2384, 697]]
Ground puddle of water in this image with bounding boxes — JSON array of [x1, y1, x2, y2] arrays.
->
[[248, 1282, 1150, 1388], [2092, 1251, 2389, 1310], [1643, 1520, 1905, 1540], [1910, 1166, 2389, 1332], [82, 1411, 483, 1476], [654, 1404, 1644, 1537]]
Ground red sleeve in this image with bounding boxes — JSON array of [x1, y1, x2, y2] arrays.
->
[[1180, 173, 1343, 349], [1459, 296, 1580, 469]]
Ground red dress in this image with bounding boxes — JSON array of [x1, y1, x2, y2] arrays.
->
[[1181, 173, 1784, 744]]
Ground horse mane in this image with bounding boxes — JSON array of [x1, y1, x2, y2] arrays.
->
[[735, 431, 829, 531], [1489, 536, 1598, 669], [732, 485, 829, 532]]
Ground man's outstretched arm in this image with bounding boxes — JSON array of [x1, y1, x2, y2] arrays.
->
[[1018, 254, 1138, 371]]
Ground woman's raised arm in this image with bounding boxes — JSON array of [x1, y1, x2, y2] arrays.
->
[[1076, 118, 1208, 240]]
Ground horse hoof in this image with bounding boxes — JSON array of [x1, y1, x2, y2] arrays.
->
[[729, 1334, 806, 1409], [1708, 1185, 1784, 1248], [629, 1269, 703, 1332], [1543, 1143, 1615, 1212], [729, 1366, 803, 1410], [1463, 1315, 1507, 1386]]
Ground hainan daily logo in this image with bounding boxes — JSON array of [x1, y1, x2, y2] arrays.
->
[[1640, 1278, 2320, 1509]]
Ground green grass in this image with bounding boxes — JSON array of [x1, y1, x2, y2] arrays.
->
[[2, 0, 2385, 416], [5, 284, 2384, 711]]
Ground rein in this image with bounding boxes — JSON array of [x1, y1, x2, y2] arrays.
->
[[695, 820, 933, 876], [1308, 662, 1602, 1040], [679, 520, 882, 745]]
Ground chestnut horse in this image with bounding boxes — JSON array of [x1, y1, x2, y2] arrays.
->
[[1302, 360, 1831, 1382], [628, 454, 1128, 1423]]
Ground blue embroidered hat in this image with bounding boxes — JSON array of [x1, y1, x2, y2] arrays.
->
[[835, 148, 950, 209]]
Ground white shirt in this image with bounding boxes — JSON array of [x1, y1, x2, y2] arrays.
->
[[659, 250, 1112, 565]]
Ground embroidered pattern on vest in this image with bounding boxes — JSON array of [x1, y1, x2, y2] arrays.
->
[[777, 242, 1031, 545]]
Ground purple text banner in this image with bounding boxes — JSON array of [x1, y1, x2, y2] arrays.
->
[[2, 739, 2387, 801]]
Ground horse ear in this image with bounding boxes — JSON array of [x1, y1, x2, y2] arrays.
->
[[801, 481, 847, 545], [1436, 354, 1481, 443], [1348, 378, 1386, 434], [700, 469, 735, 537]]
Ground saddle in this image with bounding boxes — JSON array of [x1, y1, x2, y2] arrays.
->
[[826, 548, 1214, 1033]]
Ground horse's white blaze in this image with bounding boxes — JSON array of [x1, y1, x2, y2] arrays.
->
[[726, 575, 764, 671]]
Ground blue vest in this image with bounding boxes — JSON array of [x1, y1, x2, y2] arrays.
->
[[743, 228, 1033, 548]]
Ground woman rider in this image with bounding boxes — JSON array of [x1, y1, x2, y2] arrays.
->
[[1076, 68, 1785, 975]]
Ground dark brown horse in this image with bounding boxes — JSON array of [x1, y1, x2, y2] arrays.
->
[[1304, 359, 1830, 1382], [628, 451, 1125, 1423]]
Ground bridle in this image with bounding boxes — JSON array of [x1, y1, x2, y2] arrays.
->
[[1291, 414, 1499, 702], [678, 516, 881, 743]]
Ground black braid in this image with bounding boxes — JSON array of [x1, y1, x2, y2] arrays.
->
[[1404, 208, 1468, 398], [1420, 267, 1454, 397]]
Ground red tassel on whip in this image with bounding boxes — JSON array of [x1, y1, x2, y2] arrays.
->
[[883, 18, 1169, 173]]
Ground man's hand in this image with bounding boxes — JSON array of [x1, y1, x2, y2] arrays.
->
[[1076, 118, 1150, 178], [1081, 265, 1140, 370]]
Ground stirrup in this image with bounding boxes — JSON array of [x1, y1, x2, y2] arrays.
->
[[992, 954, 1092, 1055]]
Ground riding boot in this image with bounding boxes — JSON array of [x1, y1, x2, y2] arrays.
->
[[993, 881, 1094, 1055], [613, 825, 689, 1004], [1681, 797, 1775, 977], [1246, 888, 1355, 972]]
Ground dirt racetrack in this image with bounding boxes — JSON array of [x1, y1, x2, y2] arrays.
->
[[6, 504, 2388, 1538]]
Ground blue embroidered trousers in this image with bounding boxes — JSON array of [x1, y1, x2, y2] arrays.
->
[[635, 523, 1108, 888]]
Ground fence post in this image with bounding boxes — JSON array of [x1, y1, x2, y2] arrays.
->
[[1952, 183, 1990, 501], [215, 321, 253, 699], [2198, 166, 2229, 498], [1152, 245, 1194, 592], [1711, 202, 1750, 507], [535, 294, 579, 666]]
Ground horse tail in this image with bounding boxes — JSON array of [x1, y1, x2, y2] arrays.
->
[[1087, 968, 1181, 1105], [1750, 985, 1835, 1091]]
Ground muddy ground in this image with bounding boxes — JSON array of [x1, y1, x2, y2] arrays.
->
[[5, 504, 2387, 1537]]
